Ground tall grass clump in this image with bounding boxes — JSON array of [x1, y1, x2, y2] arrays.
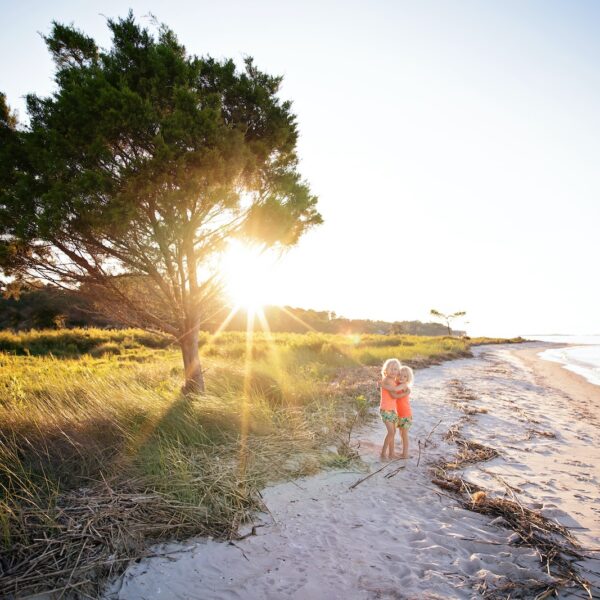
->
[[0, 327, 172, 357]]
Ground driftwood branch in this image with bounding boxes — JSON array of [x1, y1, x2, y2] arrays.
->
[[349, 458, 406, 490], [417, 419, 443, 468]]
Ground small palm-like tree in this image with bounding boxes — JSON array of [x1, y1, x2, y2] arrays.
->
[[430, 309, 466, 336]]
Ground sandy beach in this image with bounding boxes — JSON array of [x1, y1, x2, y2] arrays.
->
[[104, 343, 600, 599]]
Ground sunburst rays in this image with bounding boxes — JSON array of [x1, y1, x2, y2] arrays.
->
[[196, 299, 368, 477]]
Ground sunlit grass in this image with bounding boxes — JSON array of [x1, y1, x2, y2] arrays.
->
[[0, 328, 485, 518], [0, 328, 483, 503], [0, 327, 172, 356], [0, 326, 522, 595]]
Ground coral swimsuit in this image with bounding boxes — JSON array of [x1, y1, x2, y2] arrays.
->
[[395, 389, 412, 419], [379, 387, 397, 411], [380, 386, 412, 417]]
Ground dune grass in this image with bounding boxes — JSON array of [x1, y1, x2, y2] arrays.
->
[[0, 328, 520, 596]]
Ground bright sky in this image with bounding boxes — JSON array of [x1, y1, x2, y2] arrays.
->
[[2, 0, 599, 337]]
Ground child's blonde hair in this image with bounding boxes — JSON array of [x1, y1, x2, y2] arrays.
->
[[381, 358, 401, 378], [399, 365, 414, 387]]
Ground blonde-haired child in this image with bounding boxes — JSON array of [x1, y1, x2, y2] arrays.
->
[[379, 359, 410, 460], [394, 365, 414, 458]]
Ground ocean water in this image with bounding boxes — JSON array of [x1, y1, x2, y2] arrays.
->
[[529, 335, 600, 387]]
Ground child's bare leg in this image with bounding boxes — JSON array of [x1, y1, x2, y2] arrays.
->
[[386, 421, 396, 458], [399, 427, 409, 458], [388, 421, 403, 459], [381, 421, 396, 459]]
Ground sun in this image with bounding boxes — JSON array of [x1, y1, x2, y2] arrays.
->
[[220, 240, 280, 310]]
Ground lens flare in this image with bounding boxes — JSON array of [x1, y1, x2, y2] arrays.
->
[[220, 240, 279, 310]]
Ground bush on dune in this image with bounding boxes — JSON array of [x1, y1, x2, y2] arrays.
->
[[0, 328, 172, 357]]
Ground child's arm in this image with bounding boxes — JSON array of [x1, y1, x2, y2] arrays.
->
[[392, 386, 409, 398], [381, 378, 409, 398], [390, 385, 409, 399], [381, 379, 408, 393]]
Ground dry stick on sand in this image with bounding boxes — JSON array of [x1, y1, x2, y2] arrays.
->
[[349, 458, 406, 490], [423, 419, 443, 448], [383, 463, 407, 479], [416, 439, 423, 468], [416, 419, 443, 468]]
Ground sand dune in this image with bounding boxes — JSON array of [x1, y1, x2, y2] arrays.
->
[[104, 343, 600, 599]]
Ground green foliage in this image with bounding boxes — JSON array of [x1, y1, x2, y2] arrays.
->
[[0, 13, 321, 392], [469, 336, 526, 345], [0, 285, 117, 330], [0, 327, 171, 356], [354, 394, 370, 419]]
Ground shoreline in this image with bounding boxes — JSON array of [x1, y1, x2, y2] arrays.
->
[[512, 342, 600, 412]]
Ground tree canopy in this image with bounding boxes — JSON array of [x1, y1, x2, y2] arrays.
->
[[0, 13, 322, 391]]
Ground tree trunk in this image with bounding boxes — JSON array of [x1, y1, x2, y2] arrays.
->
[[179, 327, 205, 394]]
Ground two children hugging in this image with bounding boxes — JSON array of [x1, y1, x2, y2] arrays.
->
[[380, 358, 414, 460]]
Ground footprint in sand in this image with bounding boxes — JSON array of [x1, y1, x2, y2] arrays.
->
[[358, 576, 415, 598], [575, 474, 598, 485], [455, 555, 483, 575], [406, 530, 428, 543], [574, 493, 592, 501]]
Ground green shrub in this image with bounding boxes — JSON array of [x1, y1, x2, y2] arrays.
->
[[90, 342, 122, 357]]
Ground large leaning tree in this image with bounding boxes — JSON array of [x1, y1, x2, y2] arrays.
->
[[0, 14, 322, 393]]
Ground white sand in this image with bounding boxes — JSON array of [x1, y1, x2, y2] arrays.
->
[[104, 343, 600, 599]]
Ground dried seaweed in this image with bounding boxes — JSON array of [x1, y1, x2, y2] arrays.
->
[[431, 434, 593, 599]]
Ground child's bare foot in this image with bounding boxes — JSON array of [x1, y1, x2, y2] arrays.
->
[[400, 453, 409, 459], [390, 453, 403, 459]]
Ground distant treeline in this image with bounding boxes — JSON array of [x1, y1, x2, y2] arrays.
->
[[212, 306, 457, 336], [0, 286, 115, 330], [0, 286, 458, 336]]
